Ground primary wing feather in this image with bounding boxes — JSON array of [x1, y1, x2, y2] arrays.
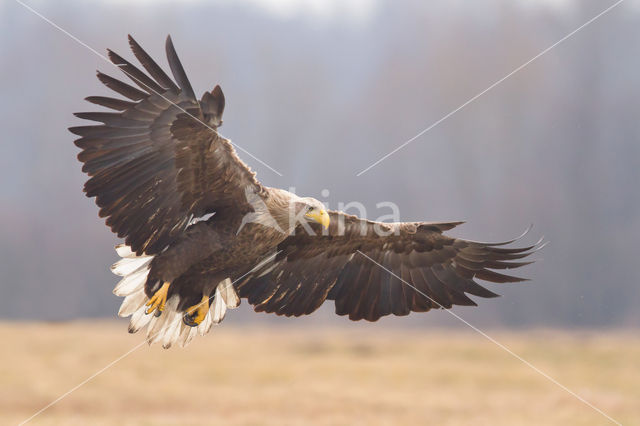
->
[[237, 211, 540, 321], [71, 35, 263, 255]]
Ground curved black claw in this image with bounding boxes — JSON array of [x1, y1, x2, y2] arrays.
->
[[182, 294, 210, 327], [183, 312, 199, 327]]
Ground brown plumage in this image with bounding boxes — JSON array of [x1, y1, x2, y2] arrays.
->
[[71, 35, 542, 348]]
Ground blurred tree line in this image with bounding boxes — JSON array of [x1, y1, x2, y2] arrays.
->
[[0, 0, 638, 327]]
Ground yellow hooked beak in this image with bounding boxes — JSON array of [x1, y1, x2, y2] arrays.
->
[[305, 208, 330, 229]]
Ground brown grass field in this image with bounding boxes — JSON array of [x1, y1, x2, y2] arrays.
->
[[2, 322, 638, 425]]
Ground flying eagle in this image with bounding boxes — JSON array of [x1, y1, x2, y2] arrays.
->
[[71, 36, 541, 348]]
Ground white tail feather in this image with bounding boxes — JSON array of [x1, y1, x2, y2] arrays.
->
[[211, 286, 227, 324], [147, 302, 175, 345], [113, 267, 148, 297], [198, 310, 213, 335], [179, 323, 197, 347], [161, 311, 183, 349], [219, 278, 240, 308], [112, 244, 239, 349], [145, 314, 159, 340], [115, 243, 136, 258], [118, 288, 146, 317], [111, 256, 152, 277], [128, 305, 153, 333]]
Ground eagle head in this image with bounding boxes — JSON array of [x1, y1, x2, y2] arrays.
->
[[300, 197, 330, 230], [285, 197, 330, 232]]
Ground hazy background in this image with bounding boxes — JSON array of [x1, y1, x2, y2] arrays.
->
[[1, 0, 638, 328]]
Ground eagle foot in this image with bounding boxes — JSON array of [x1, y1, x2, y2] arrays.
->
[[145, 282, 170, 315], [183, 294, 210, 327]]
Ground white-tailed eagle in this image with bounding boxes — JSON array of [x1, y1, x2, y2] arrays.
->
[[71, 36, 541, 348]]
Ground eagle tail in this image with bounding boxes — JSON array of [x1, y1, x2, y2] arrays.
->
[[111, 244, 238, 348]]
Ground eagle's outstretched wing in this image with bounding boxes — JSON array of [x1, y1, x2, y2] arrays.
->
[[71, 35, 263, 255], [236, 211, 541, 321]]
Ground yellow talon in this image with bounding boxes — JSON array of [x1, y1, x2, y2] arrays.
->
[[183, 294, 210, 327], [146, 282, 170, 315]]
